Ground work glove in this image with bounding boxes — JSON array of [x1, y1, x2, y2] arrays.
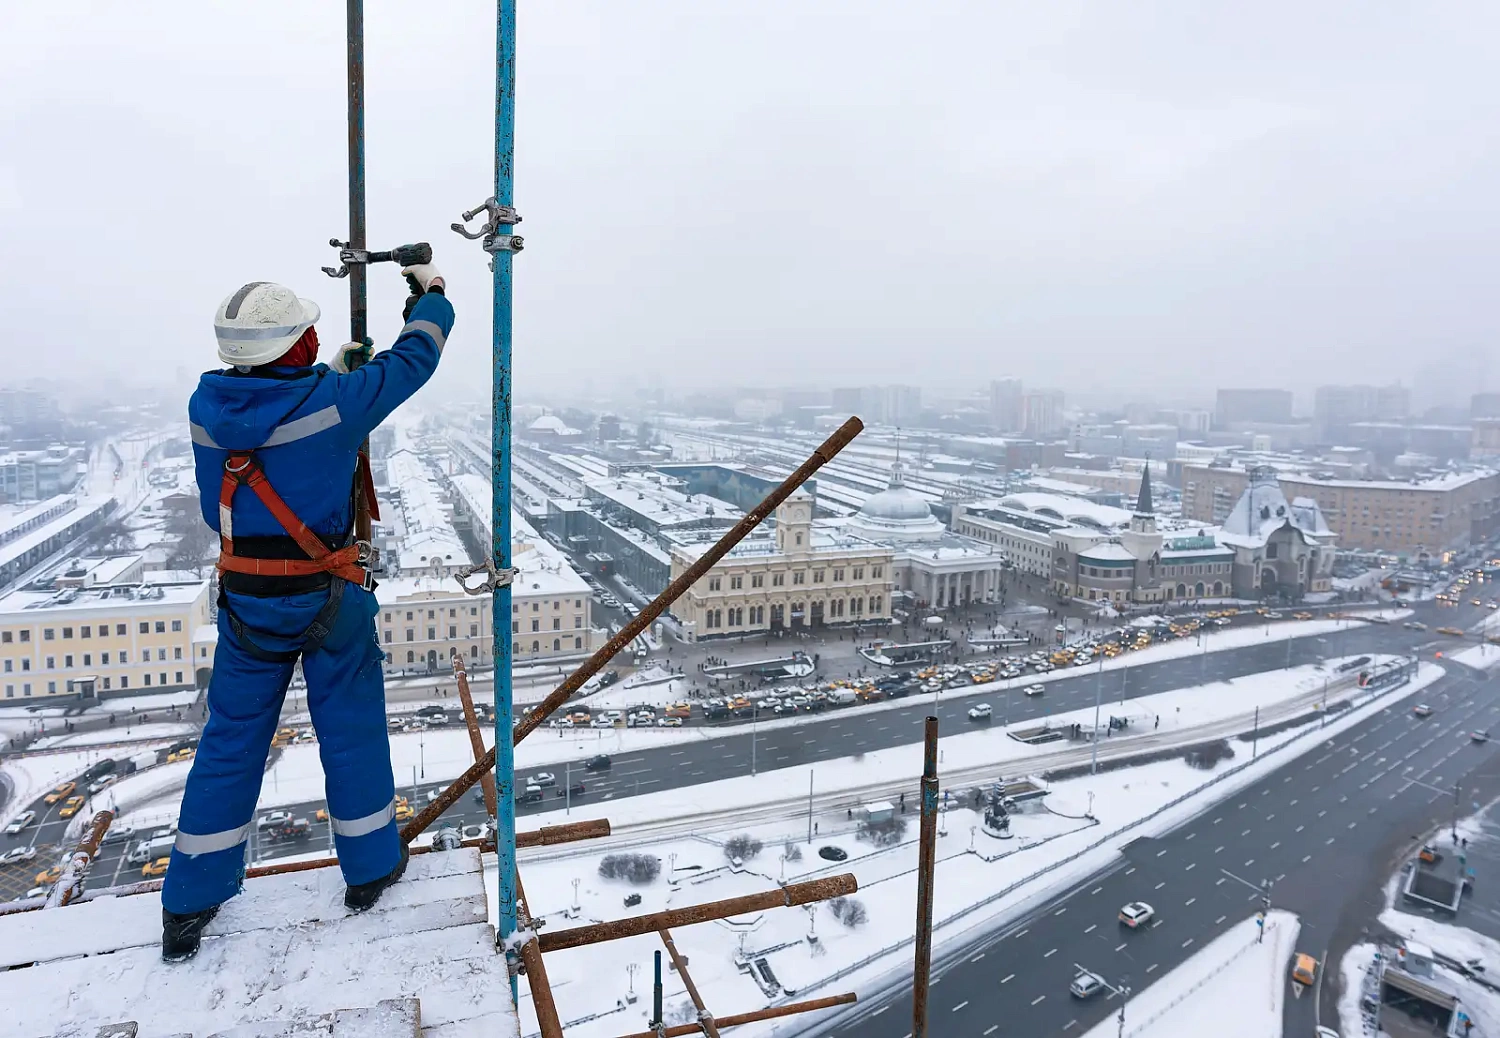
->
[[401, 262, 444, 293], [330, 341, 374, 374]]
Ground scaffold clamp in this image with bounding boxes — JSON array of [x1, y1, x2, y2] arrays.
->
[[451, 197, 524, 268], [454, 559, 516, 596]]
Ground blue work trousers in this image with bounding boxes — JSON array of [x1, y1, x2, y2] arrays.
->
[[161, 583, 399, 914]]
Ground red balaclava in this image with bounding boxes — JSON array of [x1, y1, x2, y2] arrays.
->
[[269, 325, 320, 368]]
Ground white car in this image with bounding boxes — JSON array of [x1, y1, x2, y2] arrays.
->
[[1403, 621, 1427, 630], [4, 810, 36, 835], [0, 847, 38, 867], [590, 717, 614, 728], [257, 811, 293, 830], [530, 772, 556, 787], [967, 704, 992, 721], [1024, 684, 1045, 697], [549, 717, 574, 729], [88, 776, 118, 796], [1069, 970, 1105, 998], [1119, 901, 1155, 928], [24, 886, 47, 899]]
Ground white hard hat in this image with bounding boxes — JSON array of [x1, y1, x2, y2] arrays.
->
[[213, 282, 321, 367]]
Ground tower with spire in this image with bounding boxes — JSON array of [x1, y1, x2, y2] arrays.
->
[[1120, 461, 1163, 596]]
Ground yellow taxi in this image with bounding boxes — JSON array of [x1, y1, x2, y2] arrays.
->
[[1292, 612, 1313, 621], [315, 808, 329, 823], [43, 782, 75, 805], [167, 747, 196, 764], [141, 857, 171, 878], [396, 801, 415, 822], [58, 795, 86, 819], [35, 865, 62, 887]]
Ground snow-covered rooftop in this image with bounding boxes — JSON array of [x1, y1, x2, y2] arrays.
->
[[0, 577, 209, 617], [0, 848, 519, 1037]]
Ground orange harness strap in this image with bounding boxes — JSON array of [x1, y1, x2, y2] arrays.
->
[[216, 452, 372, 588]]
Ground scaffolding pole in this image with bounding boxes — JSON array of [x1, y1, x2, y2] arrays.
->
[[490, 0, 520, 991], [912, 716, 939, 1038]]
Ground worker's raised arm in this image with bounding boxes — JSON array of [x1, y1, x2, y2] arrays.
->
[[332, 267, 455, 442]]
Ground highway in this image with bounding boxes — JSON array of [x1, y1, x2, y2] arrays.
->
[[820, 662, 1500, 1038], [0, 614, 1433, 895]]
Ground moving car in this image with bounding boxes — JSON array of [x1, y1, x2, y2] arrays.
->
[[1473, 730, 1490, 744], [1437, 627, 1465, 636], [584, 755, 612, 771], [1291, 952, 1318, 987], [141, 857, 171, 878], [35, 865, 62, 887], [530, 772, 556, 787], [395, 802, 415, 822], [1118, 901, 1155, 928], [554, 781, 586, 798], [519, 784, 545, 804], [258, 811, 293, 830], [0, 847, 37, 867], [43, 782, 76, 805], [1414, 704, 1433, 718], [166, 747, 196, 763], [58, 795, 86, 819], [5, 810, 36, 835], [1069, 970, 1105, 998], [967, 704, 992, 721], [88, 776, 118, 796], [1403, 621, 1428, 631], [101, 824, 135, 845], [1024, 684, 1045, 697], [1293, 611, 1313, 620]]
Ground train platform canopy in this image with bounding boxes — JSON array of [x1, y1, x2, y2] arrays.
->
[[2, 847, 519, 1038]]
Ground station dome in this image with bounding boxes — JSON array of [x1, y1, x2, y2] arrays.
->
[[848, 462, 945, 541]]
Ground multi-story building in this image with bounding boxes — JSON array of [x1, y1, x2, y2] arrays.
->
[[1022, 390, 1065, 436], [382, 450, 469, 579], [0, 573, 214, 702], [668, 492, 893, 638], [827, 385, 922, 425], [1314, 384, 1411, 426], [0, 446, 85, 504], [989, 378, 1023, 432], [375, 510, 599, 673], [951, 501, 1067, 577], [1215, 388, 1293, 428], [0, 495, 115, 589], [1182, 462, 1500, 557]]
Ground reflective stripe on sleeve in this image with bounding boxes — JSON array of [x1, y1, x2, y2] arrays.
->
[[174, 821, 253, 857], [260, 405, 342, 448], [330, 798, 397, 839], [401, 320, 446, 354], [190, 423, 220, 448]]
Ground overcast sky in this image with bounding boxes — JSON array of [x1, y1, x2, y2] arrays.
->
[[4, 3, 1498, 408]]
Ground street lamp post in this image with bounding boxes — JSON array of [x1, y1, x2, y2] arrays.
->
[[1073, 963, 1130, 1036], [1090, 668, 1104, 776], [1220, 868, 1273, 942]]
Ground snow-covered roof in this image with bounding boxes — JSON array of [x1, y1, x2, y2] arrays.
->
[[0, 848, 519, 1037], [846, 461, 947, 542], [1078, 542, 1137, 563], [993, 492, 1133, 532], [1220, 471, 1335, 550], [527, 414, 582, 436]]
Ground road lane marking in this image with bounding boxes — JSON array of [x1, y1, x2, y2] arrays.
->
[[1215, 915, 1226, 924], [970, 952, 985, 962], [1055, 908, 1067, 916], [952, 1001, 968, 1012], [1183, 938, 1194, 948], [1084, 924, 1097, 934], [1002, 974, 1015, 984], [1115, 942, 1127, 952], [1044, 948, 1057, 958], [1185, 898, 1196, 906], [1031, 995, 1046, 1006], [1147, 964, 1159, 973], [1155, 882, 1166, 890], [1091, 886, 1103, 895]]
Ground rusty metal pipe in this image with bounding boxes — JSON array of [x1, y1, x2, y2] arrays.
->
[[515, 871, 564, 1037], [659, 927, 721, 1038], [46, 809, 114, 908], [539, 873, 857, 953], [400, 416, 863, 843], [241, 817, 612, 880], [452, 653, 497, 816], [912, 715, 939, 1038], [608, 993, 858, 1038]]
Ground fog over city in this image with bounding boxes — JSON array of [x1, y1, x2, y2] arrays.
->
[[7, 7, 1500, 1038], [5, 2, 1499, 402]]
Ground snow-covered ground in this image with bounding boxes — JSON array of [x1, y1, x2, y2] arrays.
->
[[494, 663, 1441, 1038], [1079, 910, 1299, 1038], [1452, 642, 1500, 671], [0, 749, 110, 829], [30, 722, 195, 750]]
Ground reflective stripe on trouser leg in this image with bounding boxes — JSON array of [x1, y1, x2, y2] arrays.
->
[[175, 821, 254, 857], [300, 584, 401, 887], [331, 799, 395, 838]]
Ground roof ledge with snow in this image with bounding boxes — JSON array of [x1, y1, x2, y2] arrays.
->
[[1, 848, 519, 1038]]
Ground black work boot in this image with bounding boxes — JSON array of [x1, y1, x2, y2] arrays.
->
[[162, 904, 221, 962], [344, 845, 409, 913]]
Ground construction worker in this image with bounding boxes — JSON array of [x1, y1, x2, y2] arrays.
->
[[161, 263, 453, 961]]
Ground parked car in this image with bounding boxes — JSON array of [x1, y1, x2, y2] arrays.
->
[[101, 823, 135, 845], [818, 845, 849, 862], [585, 755, 612, 771], [967, 704, 992, 721], [555, 782, 586, 798], [1118, 902, 1155, 928], [5, 810, 37, 835], [519, 785, 545, 804], [1414, 704, 1434, 718], [0, 847, 38, 867], [88, 776, 118, 796]]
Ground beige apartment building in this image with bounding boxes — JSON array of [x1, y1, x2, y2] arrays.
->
[[669, 492, 893, 638], [1181, 463, 1500, 556], [376, 525, 599, 673], [0, 578, 214, 701]]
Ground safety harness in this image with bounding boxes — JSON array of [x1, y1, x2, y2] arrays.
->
[[215, 451, 379, 663]]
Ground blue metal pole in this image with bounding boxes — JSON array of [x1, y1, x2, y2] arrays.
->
[[492, 0, 519, 997]]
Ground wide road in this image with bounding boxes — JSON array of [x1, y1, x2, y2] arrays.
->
[[0, 598, 1487, 900], [821, 660, 1500, 1038]]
